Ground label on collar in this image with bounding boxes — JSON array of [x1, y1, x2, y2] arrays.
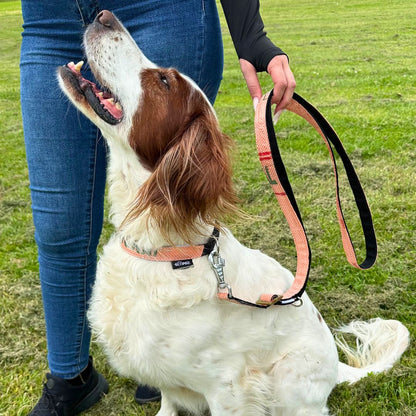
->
[[171, 259, 194, 270]]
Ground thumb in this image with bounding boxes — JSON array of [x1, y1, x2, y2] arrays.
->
[[239, 58, 262, 109]]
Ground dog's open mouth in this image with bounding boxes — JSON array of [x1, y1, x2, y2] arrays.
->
[[62, 61, 123, 125]]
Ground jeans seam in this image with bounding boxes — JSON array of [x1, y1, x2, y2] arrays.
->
[[75, 0, 85, 26], [196, 0, 207, 88], [75, 0, 100, 26], [76, 126, 99, 374]]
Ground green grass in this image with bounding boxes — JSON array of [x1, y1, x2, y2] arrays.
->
[[0, 0, 415, 414]]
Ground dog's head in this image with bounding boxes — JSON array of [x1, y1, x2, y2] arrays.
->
[[58, 11, 237, 240]]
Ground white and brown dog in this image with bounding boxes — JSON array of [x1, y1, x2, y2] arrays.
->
[[58, 10, 409, 416]]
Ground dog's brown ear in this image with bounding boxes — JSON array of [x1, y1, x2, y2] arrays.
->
[[126, 110, 238, 241]]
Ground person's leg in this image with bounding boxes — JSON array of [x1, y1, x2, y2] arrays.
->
[[20, 0, 105, 381], [21, 2, 110, 414]]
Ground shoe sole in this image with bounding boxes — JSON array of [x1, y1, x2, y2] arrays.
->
[[135, 394, 162, 405], [72, 373, 109, 415]]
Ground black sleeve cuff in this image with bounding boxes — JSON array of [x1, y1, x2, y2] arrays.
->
[[220, 0, 286, 72]]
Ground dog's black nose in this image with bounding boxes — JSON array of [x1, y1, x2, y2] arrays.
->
[[96, 10, 115, 28]]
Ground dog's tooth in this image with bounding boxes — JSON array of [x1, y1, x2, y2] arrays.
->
[[74, 61, 84, 73], [115, 102, 122, 110], [98, 92, 104, 98], [107, 98, 115, 105]]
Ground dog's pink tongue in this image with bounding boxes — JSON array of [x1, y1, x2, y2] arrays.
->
[[100, 96, 123, 119], [67, 61, 123, 120], [88, 76, 123, 120]]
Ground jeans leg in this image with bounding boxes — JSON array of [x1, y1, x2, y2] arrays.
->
[[20, 0, 106, 379]]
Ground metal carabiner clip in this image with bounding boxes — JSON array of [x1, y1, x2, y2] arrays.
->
[[208, 248, 233, 297], [208, 249, 225, 286]]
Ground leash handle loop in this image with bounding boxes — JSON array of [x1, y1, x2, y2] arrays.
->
[[286, 93, 377, 269], [250, 90, 377, 307]]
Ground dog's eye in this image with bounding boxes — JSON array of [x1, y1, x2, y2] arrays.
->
[[159, 73, 170, 89]]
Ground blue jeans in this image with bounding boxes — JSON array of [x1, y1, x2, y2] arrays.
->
[[20, 0, 223, 379]]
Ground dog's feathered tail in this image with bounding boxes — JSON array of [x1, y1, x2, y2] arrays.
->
[[335, 318, 409, 384]]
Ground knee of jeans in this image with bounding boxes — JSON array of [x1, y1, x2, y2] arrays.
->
[[34, 216, 101, 263], [35, 234, 99, 268]]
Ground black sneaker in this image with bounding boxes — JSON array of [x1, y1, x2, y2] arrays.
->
[[29, 357, 109, 415], [134, 384, 161, 405]]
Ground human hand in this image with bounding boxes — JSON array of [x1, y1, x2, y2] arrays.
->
[[239, 55, 296, 114]]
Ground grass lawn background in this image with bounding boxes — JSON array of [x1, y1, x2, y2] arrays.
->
[[0, 0, 415, 414]]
